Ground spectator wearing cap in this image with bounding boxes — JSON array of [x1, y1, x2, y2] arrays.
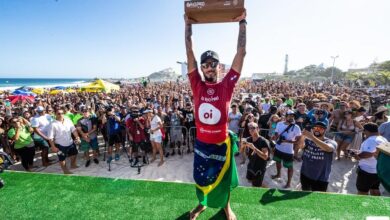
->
[[30, 106, 53, 166], [271, 110, 302, 188], [335, 110, 363, 160], [308, 109, 329, 128], [298, 122, 337, 192], [105, 106, 122, 163], [354, 123, 388, 196]]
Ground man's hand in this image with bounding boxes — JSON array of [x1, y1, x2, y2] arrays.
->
[[51, 147, 58, 153], [232, 9, 246, 22], [302, 130, 314, 139]]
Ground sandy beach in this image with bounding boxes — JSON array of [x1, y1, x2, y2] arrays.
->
[[8, 144, 389, 197]]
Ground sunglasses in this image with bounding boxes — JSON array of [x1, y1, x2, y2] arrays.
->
[[249, 126, 258, 130], [201, 61, 218, 69], [56, 112, 64, 115], [313, 126, 325, 131]]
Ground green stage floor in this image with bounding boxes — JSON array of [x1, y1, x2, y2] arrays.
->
[[0, 171, 389, 220]]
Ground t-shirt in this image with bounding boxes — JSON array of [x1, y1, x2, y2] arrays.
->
[[30, 114, 52, 137], [189, 68, 239, 144], [261, 103, 271, 114], [150, 115, 162, 138], [126, 117, 146, 143], [77, 117, 97, 139], [47, 118, 76, 146], [107, 116, 121, 135], [228, 111, 242, 134], [379, 121, 390, 142], [8, 126, 34, 149], [275, 122, 302, 154], [247, 136, 270, 174], [301, 138, 337, 182], [359, 135, 388, 174]]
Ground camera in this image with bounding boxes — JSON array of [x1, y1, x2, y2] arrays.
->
[[276, 136, 286, 145], [305, 125, 312, 131], [130, 110, 142, 119]]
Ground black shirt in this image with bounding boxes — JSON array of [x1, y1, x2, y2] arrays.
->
[[247, 136, 270, 173]]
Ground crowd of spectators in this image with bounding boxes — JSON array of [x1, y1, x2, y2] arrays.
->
[[0, 79, 389, 195]]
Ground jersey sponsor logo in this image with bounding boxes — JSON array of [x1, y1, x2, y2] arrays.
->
[[198, 103, 221, 125], [207, 88, 215, 96], [230, 75, 237, 81], [201, 96, 219, 102]]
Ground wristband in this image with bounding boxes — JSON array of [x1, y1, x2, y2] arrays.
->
[[239, 19, 247, 25]]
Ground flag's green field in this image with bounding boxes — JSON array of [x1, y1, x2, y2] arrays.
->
[[0, 171, 389, 220]]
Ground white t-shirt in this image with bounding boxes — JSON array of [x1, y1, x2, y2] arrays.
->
[[359, 135, 388, 174], [262, 103, 271, 113], [150, 115, 162, 138], [30, 114, 52, 136], [47, 118, 76, 146], [275, 122, 302, 154]]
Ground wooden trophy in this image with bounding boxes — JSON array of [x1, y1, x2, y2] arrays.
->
[[184, 0, 245, 24]]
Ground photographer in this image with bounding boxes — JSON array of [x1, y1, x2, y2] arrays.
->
[[271, 110, 302, 189], [298, 122, 337, 192], [126, 107, 147, 166], [47, 109, 81, 174], [105, 106, 122, 163], [241, 122, 270, 187]]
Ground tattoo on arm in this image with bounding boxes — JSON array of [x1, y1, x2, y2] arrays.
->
[[237, 24, 246, 50]]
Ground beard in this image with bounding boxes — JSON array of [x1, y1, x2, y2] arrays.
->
[[204, 72, 217, 83], [287, 118, 295, 123], [313, 131, 322, 137]]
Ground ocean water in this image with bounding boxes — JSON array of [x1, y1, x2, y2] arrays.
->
[[0, 78, 91, 90]]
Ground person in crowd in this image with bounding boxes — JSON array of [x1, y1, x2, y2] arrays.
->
[[147, 108, 164, 166], [126, 106, 148, 166], [241, 122, 270, 187], [378, 120, 390, 142], [47, 108, 81, 174], [76, 108, 99, 167], [228, 103, 242, 137], [258, 105, 277, 138], [7, 116, 35, 171], [354, 123, 388, 196], [299, 122, 337, 192], [30, 106, 53, 167], [183, 102, 195, 153], [335, 110, 363, 160], [371, 106, 388, 126], [167, 106, 184, 156], [105, 106, 122, 163], [271, 110, 302, 188]]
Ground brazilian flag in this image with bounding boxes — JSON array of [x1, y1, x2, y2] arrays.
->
[[193, 131, 239, 208]]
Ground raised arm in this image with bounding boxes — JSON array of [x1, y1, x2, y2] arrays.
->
[[231, 11, 247, 73], [184, 15, 197, 73]]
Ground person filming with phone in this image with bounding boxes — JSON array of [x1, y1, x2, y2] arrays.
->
[[298, 122, 337, 192]]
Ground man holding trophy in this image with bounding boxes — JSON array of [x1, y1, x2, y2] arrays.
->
[[184, 1, 246, 219]]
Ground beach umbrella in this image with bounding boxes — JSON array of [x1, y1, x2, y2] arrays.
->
[[15, 86, 33, 91], [8, 95, 35, 104], [54, 86, 66, 90], [32, 88, 46, 95], [66, 88, 77, 93], [12, 90, 36, 97]]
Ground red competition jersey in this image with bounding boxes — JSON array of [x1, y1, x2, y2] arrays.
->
[[189, 68, 240, 144]]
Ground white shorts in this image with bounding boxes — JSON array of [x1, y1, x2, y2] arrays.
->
[[150, 135, 162, 143]]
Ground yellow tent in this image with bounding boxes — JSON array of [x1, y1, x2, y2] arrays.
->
[[81, 79, 120, 93], [49, 90, 66, 95], [32, 88, 46, 95], [66, 88, 77, 93]]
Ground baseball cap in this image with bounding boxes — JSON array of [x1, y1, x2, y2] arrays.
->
[[313, 121, 327, 129], [200, 50, 219, 64], [36, 106, 45, 112], [142, 108, 152, 114], [363, 123, 378, 133], [286, 110, 295, 115]]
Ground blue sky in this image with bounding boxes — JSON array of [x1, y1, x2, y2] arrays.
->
[[0, 0, 389, 78]]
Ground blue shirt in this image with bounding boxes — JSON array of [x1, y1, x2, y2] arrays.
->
[[379, 121, 390, 142], [107, 116, 121, 135], [301, 138, 337, 182]]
